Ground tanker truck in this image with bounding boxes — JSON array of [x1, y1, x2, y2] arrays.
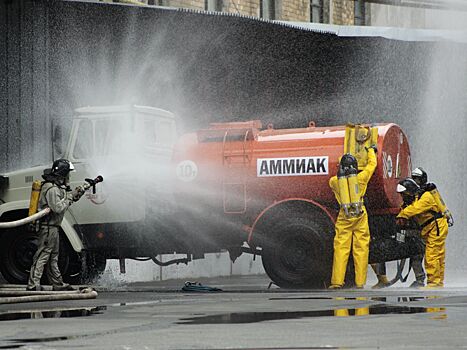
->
[[0, 112, 422, 288], [171, 120, 424, 288]]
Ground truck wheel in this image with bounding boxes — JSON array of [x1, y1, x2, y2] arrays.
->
[[0, 227, 93, 285], [80, 252, 107, 283], [0, 227, 37, 284], [60, 248, 106, 284], [261, 213, 333, 289], [59, 235, 83, 285]]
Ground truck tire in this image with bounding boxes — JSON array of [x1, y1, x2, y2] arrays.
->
[[261, 212, 334, 289], [79, 251, 107, 283], [59, 237, 84, 285], [0, 226, 93, 285], [0, 227, 37, 284]]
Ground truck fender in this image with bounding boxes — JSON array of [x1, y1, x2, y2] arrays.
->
[[61, 215, 84, 252], [0, 202, 84, 253], [0, 200, 30, 217], [247, 198, 336, 246]]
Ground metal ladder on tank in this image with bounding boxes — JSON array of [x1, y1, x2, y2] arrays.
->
[[222, 129, 252, 214]]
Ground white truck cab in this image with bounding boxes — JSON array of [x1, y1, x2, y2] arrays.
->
[[0, 105, 177, 284]]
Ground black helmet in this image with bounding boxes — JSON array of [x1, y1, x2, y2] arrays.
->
[[340, 154, 358, 171], [411, 167, 427, 186], [397, 178, 420, 195], [51, 159, 75, 178]]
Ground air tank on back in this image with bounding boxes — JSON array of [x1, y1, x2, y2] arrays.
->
[[172, 121, 411, 217]]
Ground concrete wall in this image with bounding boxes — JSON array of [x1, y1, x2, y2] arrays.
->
[[0, 1, 52, 172], [103, 253, 265, 283], [368, 3, 467, 29]]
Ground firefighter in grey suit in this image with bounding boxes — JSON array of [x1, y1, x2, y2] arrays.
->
[[27, 159, 85, 291]]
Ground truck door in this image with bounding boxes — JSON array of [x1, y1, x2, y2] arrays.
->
[[68, 118, 145, 225]]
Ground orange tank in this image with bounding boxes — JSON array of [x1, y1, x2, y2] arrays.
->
[[171, 120, 420, 289], [172, 120, 411, 218]]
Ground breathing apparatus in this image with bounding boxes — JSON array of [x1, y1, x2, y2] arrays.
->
[[28, 159, 76, 220], [28, 180, 43, 217], [426, 183, 454, 227], [26, 159, 104, 228], [412, 167, 454, 227], [337, 153, 362, 218]]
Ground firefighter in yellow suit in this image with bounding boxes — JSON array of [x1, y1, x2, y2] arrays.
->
[[396, 178, 449, 288], [328, 146, 377, 289]]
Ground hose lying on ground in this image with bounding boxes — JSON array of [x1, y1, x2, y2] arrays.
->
[[0, 290, 82, 296], [181, 281, 223, 292], [0, 208, 50, 229], [387, 258, 408, 287], [0, 288, 97, 305]]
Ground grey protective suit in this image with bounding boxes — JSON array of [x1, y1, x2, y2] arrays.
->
[[410, 254, 426, 284], [27, 182, 73, 289]]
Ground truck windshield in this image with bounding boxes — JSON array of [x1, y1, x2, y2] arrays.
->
[[72, 115, 173, 159], [95, 119, 127, 156], [143, 118, 174, 147], [73, 119, 127, 159], [73, 120, 93, 159]]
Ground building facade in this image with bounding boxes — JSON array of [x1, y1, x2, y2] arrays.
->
[[112, 0, 467, 28]]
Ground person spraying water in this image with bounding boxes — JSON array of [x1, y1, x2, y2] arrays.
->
[[25, 159, 103, 291]]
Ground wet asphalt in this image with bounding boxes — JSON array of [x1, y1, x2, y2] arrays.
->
[[1, 275, 467, 349]]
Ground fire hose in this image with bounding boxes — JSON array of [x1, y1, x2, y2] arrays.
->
[[0, 176, 102, 230], [0, 285, 97, 304], [0, 208, 51, 229]]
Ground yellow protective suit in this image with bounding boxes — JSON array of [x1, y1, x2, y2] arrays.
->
[[397, 191, 448, 287], [329, 148, 377, 287]]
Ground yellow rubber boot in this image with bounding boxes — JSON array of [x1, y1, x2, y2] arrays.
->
[[328, 284, 343, 290]]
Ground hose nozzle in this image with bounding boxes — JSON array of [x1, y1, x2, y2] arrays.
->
[[84, 175, 104, 194]]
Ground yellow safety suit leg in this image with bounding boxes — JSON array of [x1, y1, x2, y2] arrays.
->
[[352, 212, 370, 287], [329, 147, 376, 288], [355, 307, 370, 316], [331, 210, 370, 287], [331, 213, 352, 287], [334, 297, 349, 316], [398, 190, 450, 288], [334, 309, 349, 317], [422, 219, 448, 287], [355, 297, 370, 316]]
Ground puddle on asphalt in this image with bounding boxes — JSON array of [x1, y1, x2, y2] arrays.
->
[[178, 305, 446, 324], [269, 296, 440, 302], [0, 306, 106, 321]]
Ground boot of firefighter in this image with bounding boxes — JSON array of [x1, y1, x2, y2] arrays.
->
[[328, 284, 343, 290], [409, 278, 425, 288], [410, 257, 425, 288], [372, 275, 390, 289]]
